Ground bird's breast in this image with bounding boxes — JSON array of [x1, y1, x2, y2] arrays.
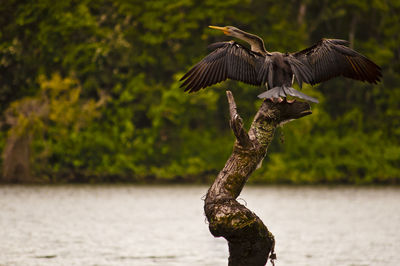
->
[[266, 53, 293, 87]]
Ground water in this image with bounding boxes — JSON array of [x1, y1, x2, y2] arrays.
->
[[0, 185, 399, 266]]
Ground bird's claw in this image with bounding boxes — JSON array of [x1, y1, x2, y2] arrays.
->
[[269, 97, 284, 103], [268, 97, 296, 104]]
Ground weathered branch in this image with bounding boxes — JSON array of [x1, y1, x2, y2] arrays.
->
[[227, 91, 252, 148], [204, 91, 312, 266]]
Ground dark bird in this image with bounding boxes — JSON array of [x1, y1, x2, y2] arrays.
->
[[180, 26, 382, 103]]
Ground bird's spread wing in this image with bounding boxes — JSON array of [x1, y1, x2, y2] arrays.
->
[[180, 41, 262, 92], [290, 39, 382, 86]]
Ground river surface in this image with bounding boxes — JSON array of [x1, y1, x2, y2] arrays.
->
[[0, 185, 399, 266]]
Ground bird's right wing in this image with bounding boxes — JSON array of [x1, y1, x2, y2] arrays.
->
[[180, 41, 263, 92], [290, 39, 382, 85]]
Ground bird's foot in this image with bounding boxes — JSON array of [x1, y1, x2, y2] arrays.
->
[[268, 97, 296, 104], [286, 99, 295, 103], [269, 97, 284, 103]]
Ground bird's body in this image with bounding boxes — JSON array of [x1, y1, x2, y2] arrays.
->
[[180, 26, 382, 103]]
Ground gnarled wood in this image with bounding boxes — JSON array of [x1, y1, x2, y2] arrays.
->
[[204, 91, 312, 266]]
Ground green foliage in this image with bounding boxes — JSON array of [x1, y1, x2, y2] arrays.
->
[[253, 104, 400, 184], [0, 0, 399, 183]]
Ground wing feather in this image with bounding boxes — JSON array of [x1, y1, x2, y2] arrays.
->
[[291, 39, 382, 85], [180, 41, 262, 92], [286, 55, 314, 87]]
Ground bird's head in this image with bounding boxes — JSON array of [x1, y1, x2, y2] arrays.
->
[[209, 25, 267, 54], [208, 25, 246, 39]]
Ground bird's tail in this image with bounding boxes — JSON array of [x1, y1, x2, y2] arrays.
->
[[257, 86, 319, 103]]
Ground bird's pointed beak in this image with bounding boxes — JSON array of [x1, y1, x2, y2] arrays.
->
[[209, 25, 230, 35]]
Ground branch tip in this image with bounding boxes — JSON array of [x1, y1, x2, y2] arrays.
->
[[226, 91, 251, 147]]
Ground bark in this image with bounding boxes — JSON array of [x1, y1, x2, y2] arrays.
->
[[349, 15, 358, 49], [204, 91, 312, 266], [2, 98, 48, 182], [297, 2, 307, 25], [2, 134, 32, 182]]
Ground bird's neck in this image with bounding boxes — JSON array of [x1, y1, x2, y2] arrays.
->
[[241, 33, 267, 54]]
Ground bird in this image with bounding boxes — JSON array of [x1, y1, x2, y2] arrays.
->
[[180, 25, 382, 103]]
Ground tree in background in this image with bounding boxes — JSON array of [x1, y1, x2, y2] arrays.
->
[[0, 0, 399, 183]]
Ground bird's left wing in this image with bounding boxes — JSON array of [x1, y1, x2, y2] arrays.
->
[[180, 41, 262, 93], [290, 39, 382, 86]]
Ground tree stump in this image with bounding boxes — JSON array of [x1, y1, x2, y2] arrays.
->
[[204, 91, 312, 266]]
